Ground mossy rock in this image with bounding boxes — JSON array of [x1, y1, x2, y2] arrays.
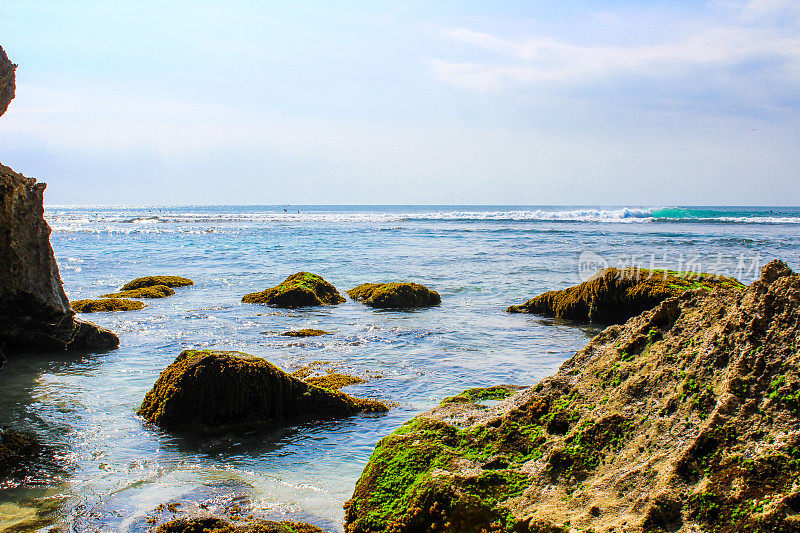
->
[[101, 284, 175, 299], [507, 267, 745, 324], [281, 328, 330, 337], [138, 350, 387, 430], [71, 298, 145, 313], [153, 517, 328, 533], [305, 373, 366, 390], [121, 275, 193, 291], [347, 261, 800, 533], [347, 282, 441, 308], [242, 272, 345, 308]]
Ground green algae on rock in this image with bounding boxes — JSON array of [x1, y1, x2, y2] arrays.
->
[[242, 272, 345, 308], [153, 516, 329, 533], [507, 266, 744, 324], [305, 373, 366, 390], [101, 284, 175, 299], [281, 328, 330, 337], [347, 282, 441, 308], [121, 275, 193, 291], [71, 298, 145, 313], [138, 350, 387, 430], [346, 261, 800, 533]]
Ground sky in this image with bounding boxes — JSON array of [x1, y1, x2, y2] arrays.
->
[[0, 0, 798, 205]]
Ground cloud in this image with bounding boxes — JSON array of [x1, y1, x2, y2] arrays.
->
[[430, 2, 800, 119]]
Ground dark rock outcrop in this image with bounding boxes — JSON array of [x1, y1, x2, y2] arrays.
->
[[0, 46, 118, 352], [507, 267, 744, 324], [346, 261, 800, 533], [0, 428, 38, 476], [347, 282, 441, 308], [0, 46, 15, 117], [101, 284, 174, 299], [242, 272, 345, 308], [71, 298, 145, 313], [138, 350, 387, 430], [121, 275, 193, 290]]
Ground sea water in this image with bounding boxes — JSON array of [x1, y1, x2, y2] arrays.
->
[[1, 205, 799, 532]]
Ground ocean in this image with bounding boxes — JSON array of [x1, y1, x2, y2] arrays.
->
[[2, 205, 799, 532]]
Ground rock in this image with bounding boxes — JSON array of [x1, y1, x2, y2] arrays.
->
[[280, 328, 330, 337], [507, 267, 744, 324], [138, 350, 387, 430], [121, 275, 193, 290], [242, 272, 345, 308], [0, 45, 15, 117], [71, 298, 145, 313], [305, 373, 366, 390], [153, 517, 329, 533], [347, 282, 441, 308], [101, 284, 175, 299], [0, 428, 38, 476], [346, 260, 800, 533], [0, 48, 118, 352]]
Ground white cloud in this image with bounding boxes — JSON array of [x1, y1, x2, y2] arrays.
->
[[431, 5, 800, 105]]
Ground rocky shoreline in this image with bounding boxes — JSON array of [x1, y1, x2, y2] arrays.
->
[[2, 42, 798, 533]]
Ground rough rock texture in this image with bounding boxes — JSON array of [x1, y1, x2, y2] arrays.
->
[[71, 298, 146, 313], [0, 47, 118, 352], [0, 46, 15, 117], [306, 373, 366, 390], [346, 261, 800, 533], [101, 284, 175, 299], [281, 328, 330, 337], [122, 275, 193, 290], [153, 517, 328, 533], [138, 350, 387, 430], [242, 272, 345, 308], [508, 267, 744, 324], [0, 428, 38, 476], [348, 282, 441, 308]]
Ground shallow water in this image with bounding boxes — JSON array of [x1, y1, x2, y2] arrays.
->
[[1, 205, 798, 532]]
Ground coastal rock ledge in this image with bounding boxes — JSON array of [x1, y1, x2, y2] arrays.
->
[[347, 282, 441, 308], [508, 267, 744, 324], [346, 260, 800, 533], [138, 349, 387, 430], [242, 272, 345, 308], [0, 46, 118, 351]]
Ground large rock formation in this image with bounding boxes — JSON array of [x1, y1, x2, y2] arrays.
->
[[153, 517, 328, 533], [346, 261, 800, 533], [507, 267, 744, 324], [0, 45, 118, 351], [348, 282, 441, 308], [138, 350, 387, 430]]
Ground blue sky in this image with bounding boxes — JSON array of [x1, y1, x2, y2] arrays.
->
[[0, 0, 798, 205]]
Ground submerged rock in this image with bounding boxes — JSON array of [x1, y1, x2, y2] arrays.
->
[[121, 275, 193, 290], [242, 272, 345, 308], [0, 47, 118, 352], [101, 284, 175, 299], [71, 298, 145, 313], [138, 350, 387, 430], [346, 261, 800, 533], [347, 282, 441, 308], [507, 267, 744, 324], [305, 373, 366, 390], [153, 517, 328, 533], [281, 328, 330, 337]]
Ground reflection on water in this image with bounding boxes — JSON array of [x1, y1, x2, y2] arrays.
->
[[3, 206, 797, 532]]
